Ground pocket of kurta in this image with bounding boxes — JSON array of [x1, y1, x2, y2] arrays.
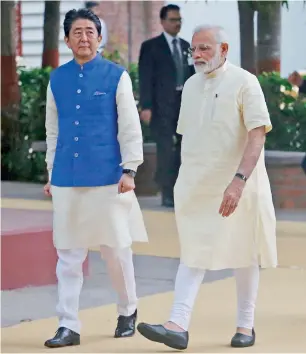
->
[[211, 95, 236, 122]]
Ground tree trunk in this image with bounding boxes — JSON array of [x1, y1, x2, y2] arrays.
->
[[257, 1, 282, 74], [238, 1, 256, 74], [1, 2, 21, 180], [1, 1, 19, 110], [42, 1, 60, 68], [127, 1, 132, 65]]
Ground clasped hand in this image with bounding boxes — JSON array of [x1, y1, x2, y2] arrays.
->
[[118, 174, 135, 194], [219, 178, 245, 217]]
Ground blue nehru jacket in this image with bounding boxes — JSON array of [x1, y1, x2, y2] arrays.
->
[[50, 54, 125, 187]]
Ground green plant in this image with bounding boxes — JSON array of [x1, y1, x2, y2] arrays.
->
[[2, 66, 52, 181], [258, 71, 306, 151], [103, 50, 153, 143]]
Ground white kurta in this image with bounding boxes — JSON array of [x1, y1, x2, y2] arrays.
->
[[175, 61, 277, 270], [45, 71, 148, 249]]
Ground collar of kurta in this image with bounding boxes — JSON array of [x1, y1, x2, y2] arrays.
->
[[72, 53, 101, 70], [205, 59, 228, 79]]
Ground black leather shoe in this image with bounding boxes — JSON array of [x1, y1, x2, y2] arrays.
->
[[114, 310, 137, 338], [231, 328, 255, 348], [137, 323, 189, 350], [44, 327, 80, 348]]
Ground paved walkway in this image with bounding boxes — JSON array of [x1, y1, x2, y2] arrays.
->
[[1, 181, 306, 353]]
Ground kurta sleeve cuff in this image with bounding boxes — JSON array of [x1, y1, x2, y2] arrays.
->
[[121, 161, 142, 172], [48, 169, 52, 181]]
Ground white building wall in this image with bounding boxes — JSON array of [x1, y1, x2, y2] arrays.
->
[[20, 0, 84, 67], [168, 0, 306, 77]]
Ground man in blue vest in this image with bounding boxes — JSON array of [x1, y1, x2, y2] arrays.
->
[[43, 8, 148, 348]]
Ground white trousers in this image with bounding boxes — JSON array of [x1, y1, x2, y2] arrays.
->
[[169, 261, 260, 331], [56, 245, 137, 334]]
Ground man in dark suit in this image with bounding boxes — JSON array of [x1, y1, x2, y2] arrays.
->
[[138, 4, 195, 207]]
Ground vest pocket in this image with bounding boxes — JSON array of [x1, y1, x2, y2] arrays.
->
[[89, 93, 108, 100], [87, 93, 112, 114]]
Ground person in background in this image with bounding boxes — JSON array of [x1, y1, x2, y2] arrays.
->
[[288, 70, 306, 94], [138, 4, 195, 207], [43, 8, 148, 348], [85, 1, 108, 52]]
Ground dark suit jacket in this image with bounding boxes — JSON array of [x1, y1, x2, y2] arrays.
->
[[138, 33, 195, 135], [299, 79, 306, 94]]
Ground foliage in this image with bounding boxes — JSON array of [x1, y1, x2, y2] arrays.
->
[[1, 66, 52, 181], [103, 50, 153, 143], [258, 72, 306, 152], [2, 50, 305, 183]]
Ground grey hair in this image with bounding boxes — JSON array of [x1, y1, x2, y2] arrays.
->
[[192, 25, 228, 44]]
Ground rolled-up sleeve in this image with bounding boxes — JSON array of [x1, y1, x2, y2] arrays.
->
[[241, 74, 272, 133], [45, 82, 58, 180], [116, 71, 143, 171]]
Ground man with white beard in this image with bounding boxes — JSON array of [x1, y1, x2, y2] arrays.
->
[[137, 25, 277, 350]]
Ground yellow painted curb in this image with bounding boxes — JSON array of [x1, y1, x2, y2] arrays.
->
[[1, 268, 305, 353]]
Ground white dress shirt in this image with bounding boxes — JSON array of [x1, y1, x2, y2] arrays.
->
[[163, 31, 183, 58]]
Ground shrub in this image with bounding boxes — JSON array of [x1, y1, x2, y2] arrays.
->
[[2, 59, 305, 183], [258, 71, 306, 152]]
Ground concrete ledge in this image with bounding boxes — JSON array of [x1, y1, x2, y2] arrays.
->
[[265, 150, 305, 166], [265, 151, 306, 209], [30, 141, 306, 208]]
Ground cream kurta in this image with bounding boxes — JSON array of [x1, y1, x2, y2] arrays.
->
[[45, 71, 148, 249], [175, 61, 277, 270]]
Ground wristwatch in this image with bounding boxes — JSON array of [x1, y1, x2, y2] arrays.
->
[[123, 169, 136, 178], [235, 172, 247, 182]]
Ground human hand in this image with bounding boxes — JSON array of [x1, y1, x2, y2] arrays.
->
[[118, 174, 135, 194], [219, 178, 245, 217], [288, 71, 303, 87], [140, 109, 152, 124], [43, 182, 52, 197]]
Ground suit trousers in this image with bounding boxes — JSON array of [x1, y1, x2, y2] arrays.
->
[[155, 133, 181, 199], [169, 260, 260, 331], [56, 245, 137, 334], [154, 91, 182, 199]]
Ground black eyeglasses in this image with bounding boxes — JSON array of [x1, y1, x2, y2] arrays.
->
[[167, 17, 182, 23]]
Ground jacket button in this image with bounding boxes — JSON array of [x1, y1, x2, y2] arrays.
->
[[76, 105, 80, 109], [74, 137, 79, 141], [74, 153, 79, 157], [77, 89, 81, 93], [79, 73, 83, 78], [75, 121, 79, 125]]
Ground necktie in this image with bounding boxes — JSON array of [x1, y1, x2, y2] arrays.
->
[[172, 38, 185, 88]]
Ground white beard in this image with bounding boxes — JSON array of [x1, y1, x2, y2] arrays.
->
[[194, 49, 222, 74]]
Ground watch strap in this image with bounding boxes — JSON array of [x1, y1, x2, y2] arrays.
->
[[123, 169, 136, 178], [235, 172, 247, 182]]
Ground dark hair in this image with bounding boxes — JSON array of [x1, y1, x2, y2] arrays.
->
[[160, 4, 180, 20], [63, 8, 101, 37], [85, 1, 99, 9]]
